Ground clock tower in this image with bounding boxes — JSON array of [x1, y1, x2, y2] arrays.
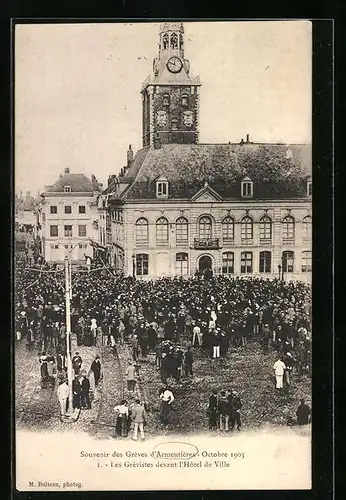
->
[[141, 22, 201, 147]]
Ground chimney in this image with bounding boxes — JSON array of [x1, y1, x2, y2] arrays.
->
[[64, 167, 70, 175], [127, 144, 134, 166], [246, 134, 250, 143]]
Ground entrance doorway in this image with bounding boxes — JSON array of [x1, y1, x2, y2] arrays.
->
[[198, 255, 212, 272]]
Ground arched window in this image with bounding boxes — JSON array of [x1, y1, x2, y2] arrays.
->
[[222, 216, 234, 243], [156, 217, 169, 245], [222, 252, 234, 274], [162, 94, 170, 107], [302, 216, 312, 238], [162, 33, 169, 49], [241, 252, 253, 274], [176, 252, 189, 275], [301, 251, 312, 272], [199, 216, 212, 240], [136, 254, 149, 276], [135, 218, 149, 245], [170, 32, 178, 49], [176, 217, 188, 244], [259, 251, 272, 273], [241, 216, 253, 240], [259, 215, 272, 240], [181, 94, 188, 106], [282, 215, 295, 240], [282, 251, 294, 273]]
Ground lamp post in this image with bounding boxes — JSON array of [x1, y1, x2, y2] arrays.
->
[[64, 256, 74, 415], [281, 256, 285, 281], [278, 264, 282, 280], [132, 253, 136, 277]]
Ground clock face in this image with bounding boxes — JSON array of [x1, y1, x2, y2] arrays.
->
[[156, 110, 167, 127], [167, 56, 183, 73]]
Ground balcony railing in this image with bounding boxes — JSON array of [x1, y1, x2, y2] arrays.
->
[[194, 238, 220, 250]]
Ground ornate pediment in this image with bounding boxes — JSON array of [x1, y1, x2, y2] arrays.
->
[[191, 184, 223, 202]]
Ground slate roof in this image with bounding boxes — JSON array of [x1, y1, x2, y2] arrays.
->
[[121, 142, 311, 200], [45, 173, 98, 193]]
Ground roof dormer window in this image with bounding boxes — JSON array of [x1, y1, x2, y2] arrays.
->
[[307, 180, 312, 196], [156, 178, 169, 199], [64, 185, 71, 193], [241, 177, 253, 198]]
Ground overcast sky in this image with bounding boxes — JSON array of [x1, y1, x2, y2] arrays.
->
[[15, 21, 312, 195]]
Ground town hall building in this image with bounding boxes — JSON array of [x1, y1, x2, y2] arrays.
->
[[104, 22, 312, 281]]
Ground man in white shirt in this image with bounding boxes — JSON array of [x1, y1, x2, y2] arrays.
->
[[273, 357, 286, 390], [114, 399, 129, 437], [57, 380, 69, 415], [126, 361, 136, 392], [159, 386, 174, 427], [192, 322, 202, 346]]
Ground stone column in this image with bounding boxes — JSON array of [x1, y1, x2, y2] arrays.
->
[[148, 86, 155, 146], [272, 207, 282, 277]]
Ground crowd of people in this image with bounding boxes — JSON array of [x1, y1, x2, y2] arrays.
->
[[15, 258, 312, 429]]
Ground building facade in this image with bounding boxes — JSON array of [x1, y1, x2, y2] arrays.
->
[[39, 168, 101, 263], [105, 22, 312, 282], [15, 191, 38, 231]]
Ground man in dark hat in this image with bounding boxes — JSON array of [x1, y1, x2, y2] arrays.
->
[[230, 390, 242, 431], [207, 389, 218, 430], [296, 399, 311, 425]]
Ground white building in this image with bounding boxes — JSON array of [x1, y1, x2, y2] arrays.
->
[[103, 23, 312, 282], [39, 168, 102, 263]]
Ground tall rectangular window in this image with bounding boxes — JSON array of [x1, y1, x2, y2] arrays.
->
[[259, 251, 272, 273], [301, 251, 312, 272], [78, 225, 87, 237], [50, 206, 57, 214], [241, 252, 253, 273], [282, 251, 294, 273], [64, 225, 73, 237], [175, 253, 189, 276], [136, 254, 149, 276], [222, 252, 234, 274], [79, 205, 86, 214], [64, 205, 72, 214], [50, 225, 58, 237]]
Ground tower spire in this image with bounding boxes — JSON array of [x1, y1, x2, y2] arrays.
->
[[141, 22, 201, 147], [158, 22, 184, 60]]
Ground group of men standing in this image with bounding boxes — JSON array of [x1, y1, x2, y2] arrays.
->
[[208, 389, 242, 432]]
